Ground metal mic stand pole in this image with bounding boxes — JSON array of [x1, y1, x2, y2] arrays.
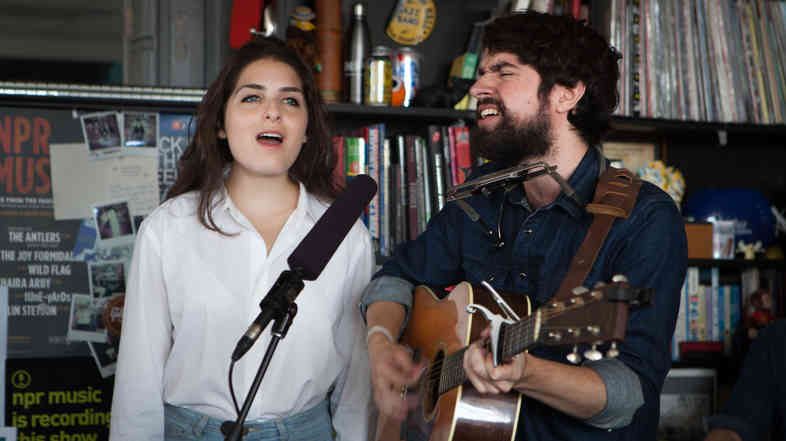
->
[[223, 302, 298, 441]]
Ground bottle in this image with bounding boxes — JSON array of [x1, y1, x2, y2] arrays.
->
[[364, 46, 393, 106], [345, 2, 371, 104]]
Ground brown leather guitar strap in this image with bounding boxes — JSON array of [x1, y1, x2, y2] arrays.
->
[[552, 166, 642, 301]]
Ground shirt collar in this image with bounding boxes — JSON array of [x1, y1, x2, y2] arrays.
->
[[497, 146, 604, 218], [218, 181, 316, 231], [553, 146, 604, 218]]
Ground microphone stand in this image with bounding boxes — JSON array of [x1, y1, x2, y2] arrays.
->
[[223, 302, 298, 441]]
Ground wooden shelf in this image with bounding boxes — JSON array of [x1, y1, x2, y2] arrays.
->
[[326, 103, 475, 123], [611, 115, 786, 135], [2, 82, 785, 139], [687, 258, 786, 270]]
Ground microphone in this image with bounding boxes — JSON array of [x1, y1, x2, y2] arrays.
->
[[231, 175, 378, 361]]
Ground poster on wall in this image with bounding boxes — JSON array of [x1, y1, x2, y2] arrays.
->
[[158, 113, 194, 202], [6, 357, 112, 441], [0, 107, 94, 359], [1, 105, 194, 439], [1, 108, 194, 362]]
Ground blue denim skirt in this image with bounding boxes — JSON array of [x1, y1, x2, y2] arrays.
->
[[164, 399, 333, 441]]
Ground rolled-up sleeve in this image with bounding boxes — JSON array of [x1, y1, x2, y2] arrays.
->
[[359, 202, 466, 326], [599, 191, 688, 430]]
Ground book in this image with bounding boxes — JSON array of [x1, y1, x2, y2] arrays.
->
[[363, 123, 384, 244], [695, 0, 715, 120], [728, 284, 741, 352], [440, 126, 453, 195], [393, 134, 409, 246], [629, 0, 643, 116], [738, 0, 763, 123], [710, 267, 720, 341], [405, 135, 419, 240], [747, 0, 770, 123], [380, 137, 392, 256], [755, 0, 780, 123], [687, 267, 704, 341], [451, 125, 472, 185], [427, 125, 447, 213], [680, 0, 700, 120], [343, 136, 367, 226], [724, 0, 751, 122], [415, 135, 431, 232]]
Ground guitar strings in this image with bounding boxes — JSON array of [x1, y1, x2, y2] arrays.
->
[[420, 300, 600, 386]]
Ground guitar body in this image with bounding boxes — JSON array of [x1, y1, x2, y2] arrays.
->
[[376, 283, 530, 441]]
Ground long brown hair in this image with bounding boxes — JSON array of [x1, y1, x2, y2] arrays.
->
[[166, 36, 338, 234]]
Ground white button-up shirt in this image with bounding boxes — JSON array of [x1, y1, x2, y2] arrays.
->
[[110, 183, 374, 440]]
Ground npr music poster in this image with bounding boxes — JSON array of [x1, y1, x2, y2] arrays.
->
[[1, 108, 194, 359], [0, 107, 92, 359], [1, 106, 193, 440]]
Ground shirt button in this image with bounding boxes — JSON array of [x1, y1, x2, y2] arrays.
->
[[519, 273, 527, 280]]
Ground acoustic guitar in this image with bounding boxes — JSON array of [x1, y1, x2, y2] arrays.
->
[[375, 278, 645, 441]]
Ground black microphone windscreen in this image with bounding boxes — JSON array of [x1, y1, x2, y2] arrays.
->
[[288, 174, 377, 280]]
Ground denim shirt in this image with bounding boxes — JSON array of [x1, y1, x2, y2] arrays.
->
[[361, 146, 688, 440]]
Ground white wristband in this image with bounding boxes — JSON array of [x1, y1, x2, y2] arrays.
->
[[366, 325, 395, 345]]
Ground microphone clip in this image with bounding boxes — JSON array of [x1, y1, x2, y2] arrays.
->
[[231, 269, 305, 361], [259, 268, 306, 312]]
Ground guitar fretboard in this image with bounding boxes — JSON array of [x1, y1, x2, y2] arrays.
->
[[437, 315, 538, 395]]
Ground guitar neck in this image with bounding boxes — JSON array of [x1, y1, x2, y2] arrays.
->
[[438, 316, 537, 395]]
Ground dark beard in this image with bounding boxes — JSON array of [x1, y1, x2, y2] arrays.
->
[[471, 102, 553, 165]]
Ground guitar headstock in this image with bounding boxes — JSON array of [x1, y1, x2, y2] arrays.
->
[[532, 275, 647, 351]]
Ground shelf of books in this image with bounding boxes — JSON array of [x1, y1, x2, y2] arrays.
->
[[593, 0, 786, 126], [672, 263, 784, 365], [333, 122, 472, 258]]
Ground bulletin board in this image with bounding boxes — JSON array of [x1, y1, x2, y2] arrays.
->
[[1, 102, 195, 440]]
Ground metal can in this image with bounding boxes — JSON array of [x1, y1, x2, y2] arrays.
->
[[394, 47, 421, 107], [364, 45, 393, 106]]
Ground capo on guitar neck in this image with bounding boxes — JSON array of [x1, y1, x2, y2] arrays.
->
[[466, 282, 526, 367]]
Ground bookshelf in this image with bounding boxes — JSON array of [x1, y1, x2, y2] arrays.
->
[[687, 259, 786, 271]]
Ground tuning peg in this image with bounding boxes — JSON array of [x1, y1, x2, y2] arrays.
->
[[571, 286, 589, 296], [606, 342, 620, 358], [583, 343, 602, 361], [611, 274, 628, 283], [566, 345, 582, 364]]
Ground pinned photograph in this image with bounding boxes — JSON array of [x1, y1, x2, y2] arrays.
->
[[67, 294, 107, 343], [92, 200, 134, 246], [81, 112, 123, 158], [95, 241, 134, 264], [123, 111, 159, 153], [133, 214, 146, 233], [88, 341, 118, 378], [88, 261, 126, 300]]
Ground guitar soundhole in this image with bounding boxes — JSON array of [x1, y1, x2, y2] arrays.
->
[[422, 349, 443, 419]]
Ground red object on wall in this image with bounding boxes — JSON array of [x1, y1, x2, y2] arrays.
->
[[230, 0, 265, 49]]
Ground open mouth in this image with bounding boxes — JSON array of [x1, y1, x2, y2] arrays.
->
[[479, 108, 500, 120], [256, 132, 283, 144]]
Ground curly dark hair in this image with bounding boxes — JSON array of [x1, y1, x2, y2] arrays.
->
[[166, 36, 338, 234], [482, 10, 621, 146]]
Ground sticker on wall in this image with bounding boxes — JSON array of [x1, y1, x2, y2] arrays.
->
[[386, 0, 436, 45]]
